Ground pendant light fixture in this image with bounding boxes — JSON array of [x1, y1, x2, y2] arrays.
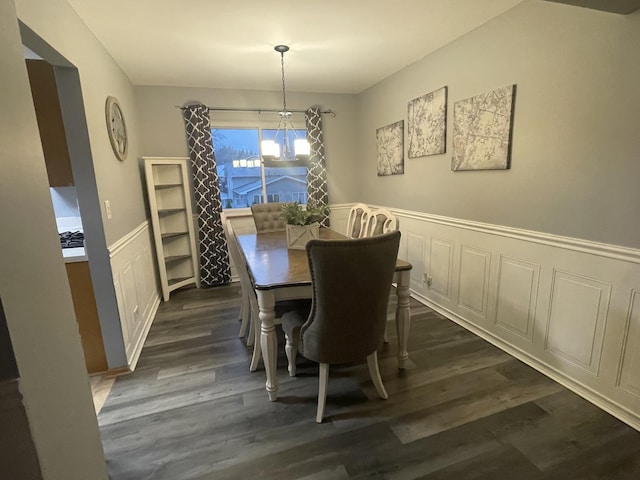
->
[[260, 45, 311, 165]]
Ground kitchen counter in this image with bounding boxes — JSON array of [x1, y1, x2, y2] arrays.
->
[[62, 247, 87, 263]]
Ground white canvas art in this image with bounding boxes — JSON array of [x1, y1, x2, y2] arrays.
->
[[407, 86, 447, 158], [376, 120, 404, 176], [452, 85, 516, 171]]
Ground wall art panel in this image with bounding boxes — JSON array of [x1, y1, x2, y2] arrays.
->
[[407, 86, 447, 158], [376, 120, 404, 176], [452, 84, 515, 171]]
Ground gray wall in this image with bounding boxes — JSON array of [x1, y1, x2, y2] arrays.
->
[[135, 86, 359, 205], [16, 0, 147, 247], [1, 0, 108, 477], [356, 0, 640, 249], [17, 0, 145, 369]]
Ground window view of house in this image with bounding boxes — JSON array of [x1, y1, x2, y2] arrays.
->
[[212, 127, 308, 209]]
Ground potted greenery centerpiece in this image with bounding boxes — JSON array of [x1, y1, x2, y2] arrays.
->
[[280, 202, 330, 249]]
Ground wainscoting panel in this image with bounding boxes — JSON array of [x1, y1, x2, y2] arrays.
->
[[329, 204, 640, 430], [495, 255, 539, 342], [112, 274, 130, 354], [120, 264, 139, 355], [619, 290, 640, 398], [544, 270, 611, 376], [458, 245, 491, 319], [109, 222, 161, 370], [429, 238, 454, 301], [407, 233, 426, 292]]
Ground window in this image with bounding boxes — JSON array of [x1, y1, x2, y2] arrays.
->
[[212, 127, 307, 209]]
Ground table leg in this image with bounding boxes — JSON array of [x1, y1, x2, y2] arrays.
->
[[257, 289, 278, 401], [395, 270, 411, 369]]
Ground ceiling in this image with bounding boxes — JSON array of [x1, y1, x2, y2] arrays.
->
[[65, 0, 527, 95]]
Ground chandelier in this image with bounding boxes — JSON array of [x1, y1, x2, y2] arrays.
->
[[260, 45, 311, 163]]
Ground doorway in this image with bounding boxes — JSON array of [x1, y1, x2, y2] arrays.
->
[[20, 22, 128, 374]]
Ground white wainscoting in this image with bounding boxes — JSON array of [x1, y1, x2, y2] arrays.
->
[[331, 204, 640, 431], [109, 221, 161, 370]]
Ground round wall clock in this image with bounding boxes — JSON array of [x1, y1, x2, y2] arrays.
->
[[105, 96, 128, 161]]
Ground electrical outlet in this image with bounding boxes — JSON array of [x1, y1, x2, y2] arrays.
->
[[105, 200, 112, 220], [423, 274, 432, 286]]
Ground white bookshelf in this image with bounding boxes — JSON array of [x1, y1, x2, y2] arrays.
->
[[143, 157, 199, 301]]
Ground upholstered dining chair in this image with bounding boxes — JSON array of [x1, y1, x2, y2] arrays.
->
[[366, 208, 398, 237], [224, 219, 310, 371], [250, 202, 287, 232], [281, 230, 401, 423], [223, 220, 253, 342], [345, 203, 372, 238]]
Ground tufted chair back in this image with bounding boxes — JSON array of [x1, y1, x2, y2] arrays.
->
[[300, 230, 400, 363], [281, 230, 401, 422], [250, 202, 287, 232]]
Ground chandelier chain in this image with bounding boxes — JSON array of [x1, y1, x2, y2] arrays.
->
[[280, 50, 287, 113]]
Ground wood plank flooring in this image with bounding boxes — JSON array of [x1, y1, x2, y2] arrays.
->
[[98, 284, 640, 480]]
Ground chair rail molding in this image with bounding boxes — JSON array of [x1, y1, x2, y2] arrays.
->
[[329, 203, 640, 431], [330, 203, 640, 264], [108, 220, 161, 370]]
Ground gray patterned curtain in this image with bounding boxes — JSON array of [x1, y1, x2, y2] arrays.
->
[[305, 107, 330, 227], [182, 104, 231, 287]]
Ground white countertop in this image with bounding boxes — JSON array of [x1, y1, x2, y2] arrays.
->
[[62, 247, 87, 263]]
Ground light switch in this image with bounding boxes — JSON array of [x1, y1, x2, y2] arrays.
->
[[105, 200, 112, 220]]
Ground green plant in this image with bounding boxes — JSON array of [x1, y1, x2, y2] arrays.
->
[[280, 202, 330, 226]]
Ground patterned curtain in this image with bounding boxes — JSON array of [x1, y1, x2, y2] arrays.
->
[[182, 104, 231, 287], [305, 107, 330, 227]]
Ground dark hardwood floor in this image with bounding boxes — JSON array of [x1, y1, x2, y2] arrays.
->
[[99, 284, 640, 480]]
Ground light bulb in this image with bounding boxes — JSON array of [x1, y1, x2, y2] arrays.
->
[[261, 140, 280, 159], [294, 139, 310, 158]]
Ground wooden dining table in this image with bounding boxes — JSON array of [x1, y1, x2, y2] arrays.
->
[[235, 228, 413, 401]]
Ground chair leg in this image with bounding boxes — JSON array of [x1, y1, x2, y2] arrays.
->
[[284, 333, 298, 377], [366, 352, 388, 400], [247, 308, 255, 347], [316, 363, 329, 423], [238, 293, 250, 339], [249, 334, 261, 371], [249, 309, 261, 372]]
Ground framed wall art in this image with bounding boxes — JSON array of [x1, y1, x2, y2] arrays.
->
[[407, 86, 447, 158], [376, 120, 404, 176], [451, 84, 516, 171]]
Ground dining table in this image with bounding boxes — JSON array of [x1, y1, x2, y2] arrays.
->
[[235, 227, 412, 401]]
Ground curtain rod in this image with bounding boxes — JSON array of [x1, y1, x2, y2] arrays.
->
[[178, 105, 336, 117]]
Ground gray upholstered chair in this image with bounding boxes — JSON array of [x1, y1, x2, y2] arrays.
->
[[224, 219, 309, 371], [250, 202, 287, 232], [281, 230, 401, 423], [345, 203, 371, 238]]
